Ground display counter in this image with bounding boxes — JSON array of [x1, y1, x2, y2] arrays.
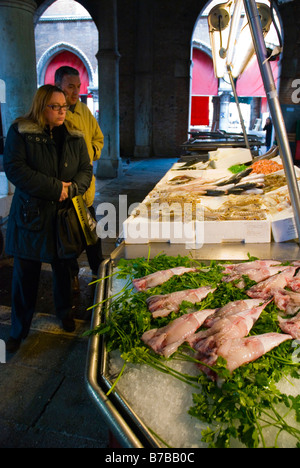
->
[[85, 241, 300, 449], [122, 149, 300, 246], [85, 144, 300, 448]]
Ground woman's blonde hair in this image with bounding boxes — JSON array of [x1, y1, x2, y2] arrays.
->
[[15, 84, 65, 129]]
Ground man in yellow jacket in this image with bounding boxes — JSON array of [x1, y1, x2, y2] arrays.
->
[[55, 66, 104, 287]]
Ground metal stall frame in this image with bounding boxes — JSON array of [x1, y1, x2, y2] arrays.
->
[[85, 254, 161, 448], [243, 0, 300, 241]]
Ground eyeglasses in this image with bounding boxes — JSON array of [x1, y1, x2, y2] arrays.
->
[[47, 104, 69, 112]]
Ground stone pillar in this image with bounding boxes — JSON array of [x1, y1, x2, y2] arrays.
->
[[250, 97, 262, 130], [95, 0, 122, 178], [211, 96, 220, 131], [0, 0, 37, 136], [219, 92, 231, 132], [133, 0, 153, 158]]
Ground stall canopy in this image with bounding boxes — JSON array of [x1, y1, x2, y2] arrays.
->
[[44, 51, 89, 95], [191, 48, 218, 126], [236, 56, 279, 97], [192, 48, 219, 96]]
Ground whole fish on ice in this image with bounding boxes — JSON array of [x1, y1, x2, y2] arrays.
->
[[146, 286, 216, 318], [141, 309, 216, 358], [187, 300, 271, 354], [222, 260, 286, 288], [246, 266, 297, 300], [203, 298, 263, 328], [273, 288, 300, 315], [278, 311, 300, 340], [132, 266, 199, 291]]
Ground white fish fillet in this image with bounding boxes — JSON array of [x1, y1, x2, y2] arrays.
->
[[204, 298, 263, 328], [278, 311, 300, 340], [222, 260, 286, 288], [246, 266, 297, 300], [132, 266, 198, 291], [141, 309, 216, 358], [147, 286, 216, 318], [287, 270, 300, 293], [222, 260, 281, 275], [273, 288, 300, 315], [217, 332, 292, 373], [187, 300, 271, 353], [196, 332, 292, 378]]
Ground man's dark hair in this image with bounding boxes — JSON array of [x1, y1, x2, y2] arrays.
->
[[55, 66, 79, 85]]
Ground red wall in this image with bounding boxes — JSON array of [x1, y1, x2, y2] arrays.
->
[[44, 51, 89, 95]]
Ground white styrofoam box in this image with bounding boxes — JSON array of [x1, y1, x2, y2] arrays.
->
[[195, 219, 271, 244], [208, 147, 253, 169], [169, 221, 196, 245], [271, 215, 298, 242], [123, 215, 271, 245], [123, 215, 196, 245]]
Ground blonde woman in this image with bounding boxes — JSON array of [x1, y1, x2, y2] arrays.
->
[[4, 85, 92, 352]]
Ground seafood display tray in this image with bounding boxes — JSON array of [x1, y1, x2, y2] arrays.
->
[[85, 241, 300, 448], [122, 158, 300, 245]]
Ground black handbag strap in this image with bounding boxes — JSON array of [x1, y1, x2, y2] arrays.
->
[[68, 181, 79, 199]]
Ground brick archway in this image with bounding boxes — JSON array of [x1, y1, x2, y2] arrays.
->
[[37, 42, 95, 91]]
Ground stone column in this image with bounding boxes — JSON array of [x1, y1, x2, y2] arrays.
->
[[133, 0, 153, 158], [250, 97, 262, 130], [95, 0, 122, 178], [0, 0, 37, 136], [219, 92, 231, 132], [0, 0, 36, 220], [211, 96, 220, 131]]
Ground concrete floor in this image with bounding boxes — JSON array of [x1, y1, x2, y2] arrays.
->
[[0, 157, 177, 448]]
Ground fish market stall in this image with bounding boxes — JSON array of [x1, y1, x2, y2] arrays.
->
[[85, 0, 300, 448], [86, 124, 300, 450], [85, 242, 300, 448], [122, 147, 300, 246], [181, 130, 263, 155], [86, 119, 300, 450]]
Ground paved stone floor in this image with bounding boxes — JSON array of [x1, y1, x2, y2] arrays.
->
[[0, 157, 177, 448]]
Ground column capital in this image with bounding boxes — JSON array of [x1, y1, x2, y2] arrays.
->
[[96, 48, 121, 61], [0, 0, 37, 14]]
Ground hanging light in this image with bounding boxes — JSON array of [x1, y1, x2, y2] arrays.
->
[[225, 0, 244, 69], [208, 0, 272, 79], [227, 2, 272, 78], [207, 2, 231, 78]]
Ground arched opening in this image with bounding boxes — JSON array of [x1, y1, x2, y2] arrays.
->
[[44, 50, 90, 96], [190, 0, 282, 143], [190, 48, 218, 128], [34, 0, 98, 113]]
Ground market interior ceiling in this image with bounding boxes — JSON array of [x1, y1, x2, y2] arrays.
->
[[0, 0, 299, 175], [34, 0, 282, 130]]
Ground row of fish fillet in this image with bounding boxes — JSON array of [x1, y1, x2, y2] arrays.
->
[[131, 259, 300, 379]]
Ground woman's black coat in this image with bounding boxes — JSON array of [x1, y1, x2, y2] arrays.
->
[[3, 120, 93, 262]]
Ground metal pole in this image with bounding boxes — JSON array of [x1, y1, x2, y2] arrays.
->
[[243, 0, 300, 242], [227, 65, 251, 152]]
